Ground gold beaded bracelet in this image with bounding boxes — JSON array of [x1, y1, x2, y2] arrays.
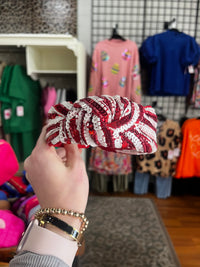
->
[[34, 208, 89, 234]]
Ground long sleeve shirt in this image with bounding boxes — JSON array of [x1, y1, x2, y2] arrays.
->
[[88, 39, 141, 103], [10, 252, 69, 267]]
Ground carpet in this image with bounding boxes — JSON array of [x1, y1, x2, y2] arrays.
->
[[79, 196, 181, 267]]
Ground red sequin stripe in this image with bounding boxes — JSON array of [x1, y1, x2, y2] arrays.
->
[[143, 109, 158, 122], [82, 97, 108, 120], [101, 96, 115, 114], [134, 129, 153, 153], [54, 103, 71, 116], [46, 131, 60, 146], [142, 117, 156, 131], [119, 132, 137, 150], [69, 117, 81, 144]]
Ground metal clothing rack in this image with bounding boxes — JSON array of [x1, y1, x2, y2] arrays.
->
[[91, 0, 200, 121]]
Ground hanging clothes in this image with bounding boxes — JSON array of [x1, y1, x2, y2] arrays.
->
[[191, 61, 200, 108], [135, 119, 181, 198], [88, 39, 141, 102], [0, 65, 42, 162], [140, 30, 200, 96], [175, 118, 200, 178], [88, 38, 142, 192], [136, 119, 181, 177], [42, 85, 57, 121]]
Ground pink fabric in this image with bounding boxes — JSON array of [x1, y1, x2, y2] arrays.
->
[[42, 86, 57, 119], [0, 210, 25, 248], [88, 39, 141, 104], [0, 139, 19, 186]]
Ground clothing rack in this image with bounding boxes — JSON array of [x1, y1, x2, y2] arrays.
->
[[91, 0, 200, 122]]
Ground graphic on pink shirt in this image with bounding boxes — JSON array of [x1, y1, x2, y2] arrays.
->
[[119, 77, 126, 87], [136, 85, 141, 95], [91, 61, 98, 72], [122, 49, 131, 60], [101, 51, 109, 61], [111, 63, 119, 74], [102, 77, 108, 88], [88, 85, 93, 92], [132, 64, 140, 80]]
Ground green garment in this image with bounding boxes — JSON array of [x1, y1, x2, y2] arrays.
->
[[0, 65, 42, 161]]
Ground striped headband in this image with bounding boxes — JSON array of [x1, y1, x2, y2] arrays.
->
[[46, 95, 158, 154]]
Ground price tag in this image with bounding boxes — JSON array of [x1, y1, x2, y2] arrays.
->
[[16, 106, 24, 117], [188, 65, 194, 74], [4, 109, 11, 120], [174, 147, 180, 157], [168, 150, 174, 160]]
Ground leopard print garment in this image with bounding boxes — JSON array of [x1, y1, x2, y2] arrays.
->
[[136, 119, 181, 177]]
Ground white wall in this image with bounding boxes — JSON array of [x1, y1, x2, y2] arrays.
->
[[77, 0, 92, 55]]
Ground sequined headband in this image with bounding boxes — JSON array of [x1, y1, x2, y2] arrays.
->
[[46, 95, 158, 154]]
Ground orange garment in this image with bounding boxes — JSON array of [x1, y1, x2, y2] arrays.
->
[[175, 118, 200, 178]]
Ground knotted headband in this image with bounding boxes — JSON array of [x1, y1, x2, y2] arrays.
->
[[46, 95, 158, 154]]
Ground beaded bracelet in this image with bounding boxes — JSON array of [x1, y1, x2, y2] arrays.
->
[[35, 208, 89, 234]]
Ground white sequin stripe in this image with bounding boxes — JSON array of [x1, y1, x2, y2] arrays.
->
[[114, 95, 126, 119], [133, 122, 157, 154], [46, 115, 64, 128], [92, 115, 107, 147], [75, 100, 97, 146], [65, 109, 79, 144], [111, 102, 141, 148], [124, 131, 144, 152], [143, 113, 157, 129], [138, 122, 157, 142]]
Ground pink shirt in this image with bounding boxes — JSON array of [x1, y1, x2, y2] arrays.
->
[[88, 39, 141, 104]]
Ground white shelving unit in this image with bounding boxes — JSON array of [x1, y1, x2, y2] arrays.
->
[[0, 34, 87, 161], [0, 34, 86, 100]]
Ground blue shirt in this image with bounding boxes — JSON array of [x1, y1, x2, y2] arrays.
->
[[140, 30, 200, 96]]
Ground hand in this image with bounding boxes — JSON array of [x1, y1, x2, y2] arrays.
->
[[24, 126, 89, 231]]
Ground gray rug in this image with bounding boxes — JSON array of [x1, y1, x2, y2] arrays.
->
[[79, 197, 181, 267]]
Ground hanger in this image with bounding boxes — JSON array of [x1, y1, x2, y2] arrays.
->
[[164, 18, 180, 33], [152, 101, 166, 121], [109, 24, 126, 41]]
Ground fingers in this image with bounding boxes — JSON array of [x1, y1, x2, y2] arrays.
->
[[35, 125, 49, 148], [64, 143, 82, 167]]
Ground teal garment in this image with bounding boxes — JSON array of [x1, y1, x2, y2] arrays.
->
[[0, 65, 42, 161]]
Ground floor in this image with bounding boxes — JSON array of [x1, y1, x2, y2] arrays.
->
[[91, 191, 200, 267]]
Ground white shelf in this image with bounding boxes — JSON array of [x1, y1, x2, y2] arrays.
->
[[30, 70, 77, 74], [0, 34, 87, 162], [0, 34, 86, 100]]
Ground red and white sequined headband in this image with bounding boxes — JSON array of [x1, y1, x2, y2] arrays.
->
[[46, 95, 157, 154]]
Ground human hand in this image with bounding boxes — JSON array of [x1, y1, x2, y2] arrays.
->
[[24, 126, 89, 231]]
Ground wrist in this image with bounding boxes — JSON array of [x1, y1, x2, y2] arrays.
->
[[17, 219, 78, 266], [45, 215, 81, 240]]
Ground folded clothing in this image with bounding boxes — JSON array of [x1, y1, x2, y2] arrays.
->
[[46, 95, 157, 154], [0, 139, 19, 186], [0, 210, 25, 248]]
